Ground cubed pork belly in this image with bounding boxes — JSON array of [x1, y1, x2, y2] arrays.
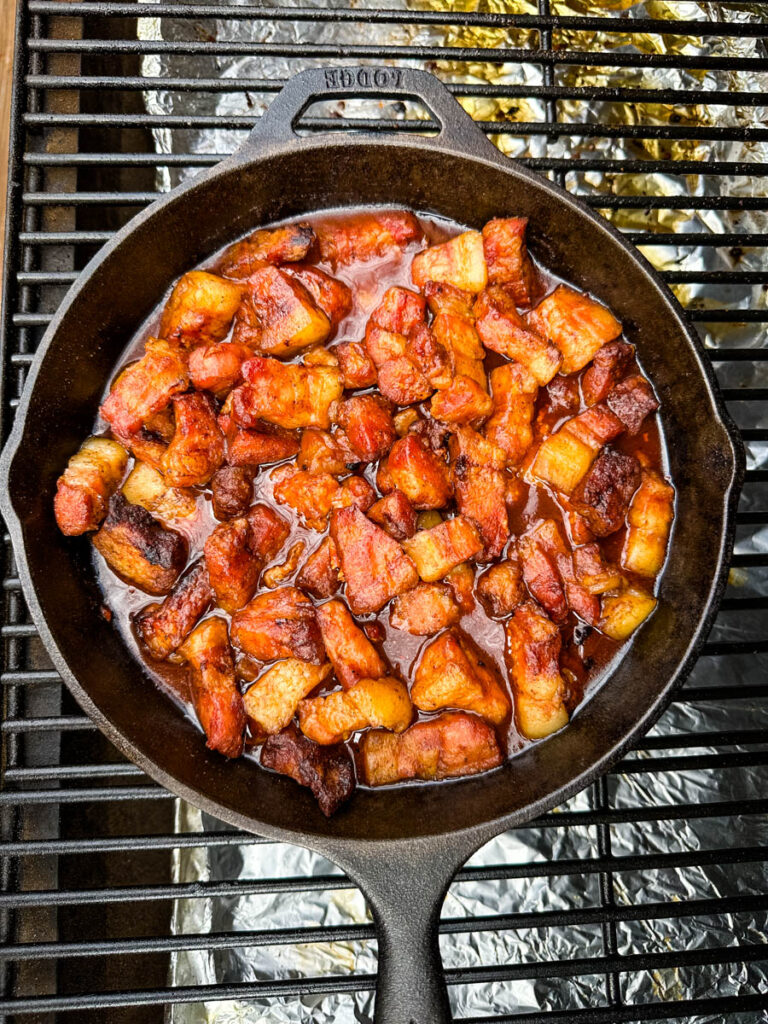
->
[[226, 422, 300, 468], [518, 519, 599, 625], [430, 377, 493, 427], [296, 536, 341, 599], [330, 505, 419, 614], [367, 490, 417, 541], [232, 357, 343, 431], [231, 587, 325, 664], [475, 286, 561, 386], [272, 464, 375, 532], [386, 435, 452, 510], [100, 338, 188, 438], [316, 210, 423, 266], [412, 231, 488, 294], [210, 465, 254, 520], [530, 403, 624, 496], [260, 723, 355, 817], [481, 216, 540, 309], [159, 271, 243, 348], [505, 601, 569, 740], [389, 582, 460, 635], [423, 280, 476, 320], [178, 617, 245, 758], [370, 286, 427, 335], [232, 266, 331, 357], [297, 427, 351, 477], [484, 362, 538, 467], [444, 562, 476, 613], [412, 629, 509, 725], [361, 711, 502, 786], [599, 585, 657, 640], [542, 374, 581, 418], [402, 515, 483, 583], [93, 494, 187, 595], [572, 543, 622, 595], [377, 356, 433, 406], [526, 284, 622, 375], [162, 392, 225, 488], [262, 540, 306, 589], [476, 557, 524, 618], [54, 437, 128, 536], [335, 341, 377, 389], [605, 375, 659, 434], [204, 503, 289, 612], [571, 447, 641, 537], [449, 427, 510, 560], [122, 462, 197, 523], [333, 394, 396, 463], [135, 561, 213, 661], [582, 340, 634, 406], [286, 266, 352, 334], [188, 342, 253, 396], [430, 311, 486, 390], [316, 599, 387, 690], [298, 676, 412, 745], [622, 469, 674, 577], [219, 223, 316, 277], [364, 322, 407, 367], [243, 659, 332, 735]]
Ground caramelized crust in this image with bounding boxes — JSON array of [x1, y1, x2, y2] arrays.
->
[[210, 465, 254, 520], [605, 375, 659, 434], [272, 465, 375, 532], [162, 392, 225, 488], [485, 362, 538, 466], [297, 427, 351, 477], [476, 557, 524, 618], [204, 503, 289, 612], [296, 536, 341, 599], [571, 447, 642, 537], [316, 211, 422, 266], [330, 506, 419, 614], [376, 356, 433, 406], [244, 659, 332, 735], [232, 357, 343, 431], [527, 284, 622, 375], [622, 469, 674, 576], [93, 494, 187, 595], [227, 423, 300, 468], [402, 516, 483, 583], [316, 599, 387, 689], [367, 489, 417, 541], [444, 562, 476, 612], [188, 342, 253, 396], [233, 266, 331, 357], [482, 217, 540, 308], [582, 340, 634, 406], [54, 437, 128, 536], [135, 561, 213, 661], [505, 602, 569, 740], [412, 231, 488, 294], [334, 394, 396, 463], [412, 629, 509, 725], [386, 435, 452, 510], [449, 426, 509, 560], [572, 542, 622, 596], [298, 676, 412, 745], [220, 223, 316, 277], [121, 461, 197, 523], [423, 280, 476, 319], [100, 338, 189, 438], [335, 341, 377, 389], [286, 265, 353, 333], [261, 723, 355, 817], [231, 587, 325, 664], [475, 286, 561, 386], [178, 617, 245, 758], [389, 583, 460, 635], [159, 271, 243, 348]]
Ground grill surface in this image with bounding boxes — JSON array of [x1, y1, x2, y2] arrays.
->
[[2, 2, 767, 1022]]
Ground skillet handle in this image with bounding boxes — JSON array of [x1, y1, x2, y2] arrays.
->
[[233, 65, 490, 155]]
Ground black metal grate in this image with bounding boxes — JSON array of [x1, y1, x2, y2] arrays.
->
[[2, 2, 768, 1021]]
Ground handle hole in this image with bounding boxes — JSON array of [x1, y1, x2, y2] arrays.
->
[[292, 95, 440, 138]]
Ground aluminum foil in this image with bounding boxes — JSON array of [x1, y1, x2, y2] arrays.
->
[[133, 2, 768, 1019]]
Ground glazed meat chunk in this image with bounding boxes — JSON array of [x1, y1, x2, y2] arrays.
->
[[526, 284, 622, 375], [582, 340, 634, 406], [272, 465, 374, 532], [135, 561, 213, 661], [411, 230, 488, 293], [402, 516, 483, 583], [505, 601, 569, 740], [430, 376, 493, 427], [121, 461, 197, 523], [204, 503, 289, 612], [599, 585, 657, 640], [386, 435, 452, 510], [335, 341, 377, 389], [178, 617, 245, 758], [376, 356, 433, 406], [485, 362, 538, 467], [444, 562, 476, 613], [572, 543, 622, 595], [93, 494, 187, 595], [330, 506, 419, 614], [219, 222, 316, 277], [244, 659, 332, 735], [430, 310, 486, 389], [297, 428, 351, 476], [622, 469, 675, 577], [162, 392, 225, 488], [316, 210, 423, 266], [367, 490, 417, 541], [226, 421, 300, 468], [530, 404, 624, 496], [605, 375, 659, 435], [159, 271, 242, 348], [298, 676, 412, 745], [261, 723, 355, 817], [476, 557, 524, 618], [474, 286, 561, 386], [316, 599, 387, 690], [412, 629, 509, 725], [231, 357, 343, 431], [54, 436, 128, 536], [571, 447, 642, 537], [287, 266, 352, 333], [518, 519, 599, 625], [296, 536, 341, 599], [233, 266, 331, 357], [449, 426, 510, 560], [100, 338, 188, 438], [371, 286, 427, 335], [423, 280, 476, 319], [481, 216, 540, 308], [210, 465, 254, 520], [188, 342, 253, 396], [334, 394, 396, 463], [361, 711, 502, 786], [230, 587, 325, 664], [389, 583, 460, 635]]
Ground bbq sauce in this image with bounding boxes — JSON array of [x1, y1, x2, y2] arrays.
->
[[93, 209, 667, 779]]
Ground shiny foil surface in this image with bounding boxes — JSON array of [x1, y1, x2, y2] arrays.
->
[[133, 1, 768, 1019]]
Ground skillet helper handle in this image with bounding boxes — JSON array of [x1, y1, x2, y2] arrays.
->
[[237, 65, 488, 154]]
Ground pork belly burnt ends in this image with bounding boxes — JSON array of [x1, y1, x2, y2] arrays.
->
[[60, 208, 672, 814]]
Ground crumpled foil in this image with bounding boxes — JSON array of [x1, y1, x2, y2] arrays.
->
[[134, 2, 768, 1020]]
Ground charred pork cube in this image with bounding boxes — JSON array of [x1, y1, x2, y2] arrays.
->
[[54, 436, 128, 536], [262, 540, 306, 589], [505, 601, 569, 740], [430, 377, 493, 427], [316, 210, 423, 266], [518, 519, 599, 625], [122, 462, 197, 523], [529, 402, 623, 497], [376, 356, 433, 406], [316, 599, 387, 690], [204, 503, 289, 612], [605, 375, 659, 434], [178, 617, 245, 758], [335, 341, 377, 389], [402, 515, 483, 583], [159, 271, 243, 348], [567, 405, 625, 449], [367, 490, 417, 541], [571, 447, 641, 537], [543, 374, 581, 417], [298, 676, 412, 745], [248, 503, 292, 560], [286, 266, 352, 334], [100, 338, 188, 438], [430, 312, 486, 389], [233, 266, 331, 357], [232, 357, 343, 431], [330, 505, 419, 614], [297, 428, 351, 477], [449, 426, 510, 561], [272, 465, 365, 533], [476, 557, 524, 618], [485, 362, 538, 467], [389, 582, 460, 635], [243, 659, 332, 735], [162, 392, 225, 488], [210, 465, 254, 520], [386, 435, 452, 510], [475, 286, 562, 386], [599, 585, 657, 640], [231, 587, 325, 664], [481, 216, 540, 308], [260, 723, 355, 817], [572, 543, 622, 595], [93, 494, 187, 595], [219, 223, 316, 277], [370, 286, 427, 335], [423, 280, 476, 320], [582, 340, 634, 406], [361, 711, 502, 786], [444, 562, 476, 613], [227, 422, 300, 468], [296, 536, 341, 599], [135, 561, 213, 661], [334, 394, 396, 463], [412, 629, 509, 725], [188, 342, 253, 396], [622, 469, 674, 577], [411, 231, 488, 294], [526, 284, 622, 375]]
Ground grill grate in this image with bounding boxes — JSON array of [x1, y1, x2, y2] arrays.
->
[[2, 2, 768, 1021]]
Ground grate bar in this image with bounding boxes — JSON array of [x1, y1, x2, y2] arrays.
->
[[458, 994, 768, 1024]]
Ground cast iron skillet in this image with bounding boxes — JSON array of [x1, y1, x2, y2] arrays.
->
[[0, 67, 743, 1022]]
